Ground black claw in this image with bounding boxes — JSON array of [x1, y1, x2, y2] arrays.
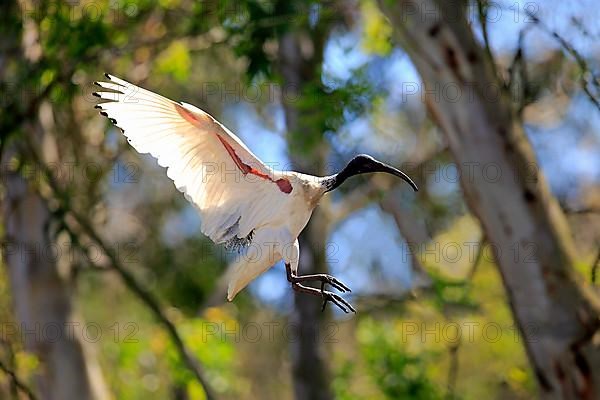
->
[[338, 280, 352, 292], [335, 277, 351, 292], [99, 111, 108, 117], [94, 105, 102, 109], [92, 92, 100, 97], [321, 298, 328, 312], [323, 275, 351, 293], [322, 295, 346, 313], [331, 284, 345, 293], [93, 82, 101, 87], [320, 291, 356, 314], [328, 278, 349, 293], [105, 72, 111, 80], [109, 118, 117, 124]]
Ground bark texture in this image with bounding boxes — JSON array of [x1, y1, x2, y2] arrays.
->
[[379, 1, 600, 398]]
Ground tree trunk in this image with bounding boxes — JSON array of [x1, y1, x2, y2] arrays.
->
[[379, 1, 600, 398], [2, 160, 110, 400], [278, 31, 334, 400]]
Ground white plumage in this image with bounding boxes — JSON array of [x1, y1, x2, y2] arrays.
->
[[95, 74, 418, 313]]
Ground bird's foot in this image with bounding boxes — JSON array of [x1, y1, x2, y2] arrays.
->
[[290, 281, 356, 313], [289, 273, 351, 293], [320, 290, 356, 314], [285, 263, 355, 313]]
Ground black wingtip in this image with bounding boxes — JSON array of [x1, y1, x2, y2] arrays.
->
[[92, 92, 100, 98]]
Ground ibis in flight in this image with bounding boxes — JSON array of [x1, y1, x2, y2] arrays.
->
[[93, 74, 418, 313]]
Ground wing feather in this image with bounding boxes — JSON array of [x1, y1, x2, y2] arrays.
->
[[94, 74, 291, 243]]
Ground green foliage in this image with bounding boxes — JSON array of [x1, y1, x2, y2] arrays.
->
[[168, 314, 238, 395], [215, 0, 378, 156], [39, 4, 109, 62], [359, 318, 443, 400], [222, 0, 280, 79], [285, 65, 376, 156], [426, 270, 479, 313], [146, 235, 225, 315], [360, 0, 392, 55], [156, 40, 192, 82], [332, 360, 357, 400]]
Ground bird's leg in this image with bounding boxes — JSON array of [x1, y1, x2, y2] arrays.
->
[[284, 263, 352, 293], [292, 282, 356, 314], [286, 263, 356, 313]]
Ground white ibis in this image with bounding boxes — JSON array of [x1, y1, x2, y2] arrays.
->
[[93, 74, 418, 313]]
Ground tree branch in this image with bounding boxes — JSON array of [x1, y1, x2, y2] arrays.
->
[[445, 339, 460, 400], [0, 359, 37, 400], [466, 235, 486, 281], [523, 8, 600, 110], [591, 247, 600, 285], [475, 0, 496, 77]]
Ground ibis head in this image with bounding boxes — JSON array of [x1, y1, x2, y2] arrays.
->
[[323, 154, 418, 193]]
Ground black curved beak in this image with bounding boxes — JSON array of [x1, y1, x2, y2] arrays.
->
[[372, 161, 419, 192], [323, 154, 419, 193]]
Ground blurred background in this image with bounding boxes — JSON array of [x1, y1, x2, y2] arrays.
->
[[1, 0, 600, 399]]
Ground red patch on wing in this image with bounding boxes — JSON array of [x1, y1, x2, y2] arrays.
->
[[175, 103, 205, 126], [276, 179, 293, 194], [216, 134, 251, 174], [216, 134, 292, 194], [248, 167, 271, 181], [175, 104, 292, 194]]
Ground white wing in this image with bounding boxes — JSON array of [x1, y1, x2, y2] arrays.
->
[[93, 74, 293, 244]]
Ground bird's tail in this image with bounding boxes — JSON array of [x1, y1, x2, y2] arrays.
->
[[226, 257, 273, 301], [225, 242, 281, 301]]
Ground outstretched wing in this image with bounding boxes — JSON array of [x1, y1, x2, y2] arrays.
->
[[93, 74, 293, 244]]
